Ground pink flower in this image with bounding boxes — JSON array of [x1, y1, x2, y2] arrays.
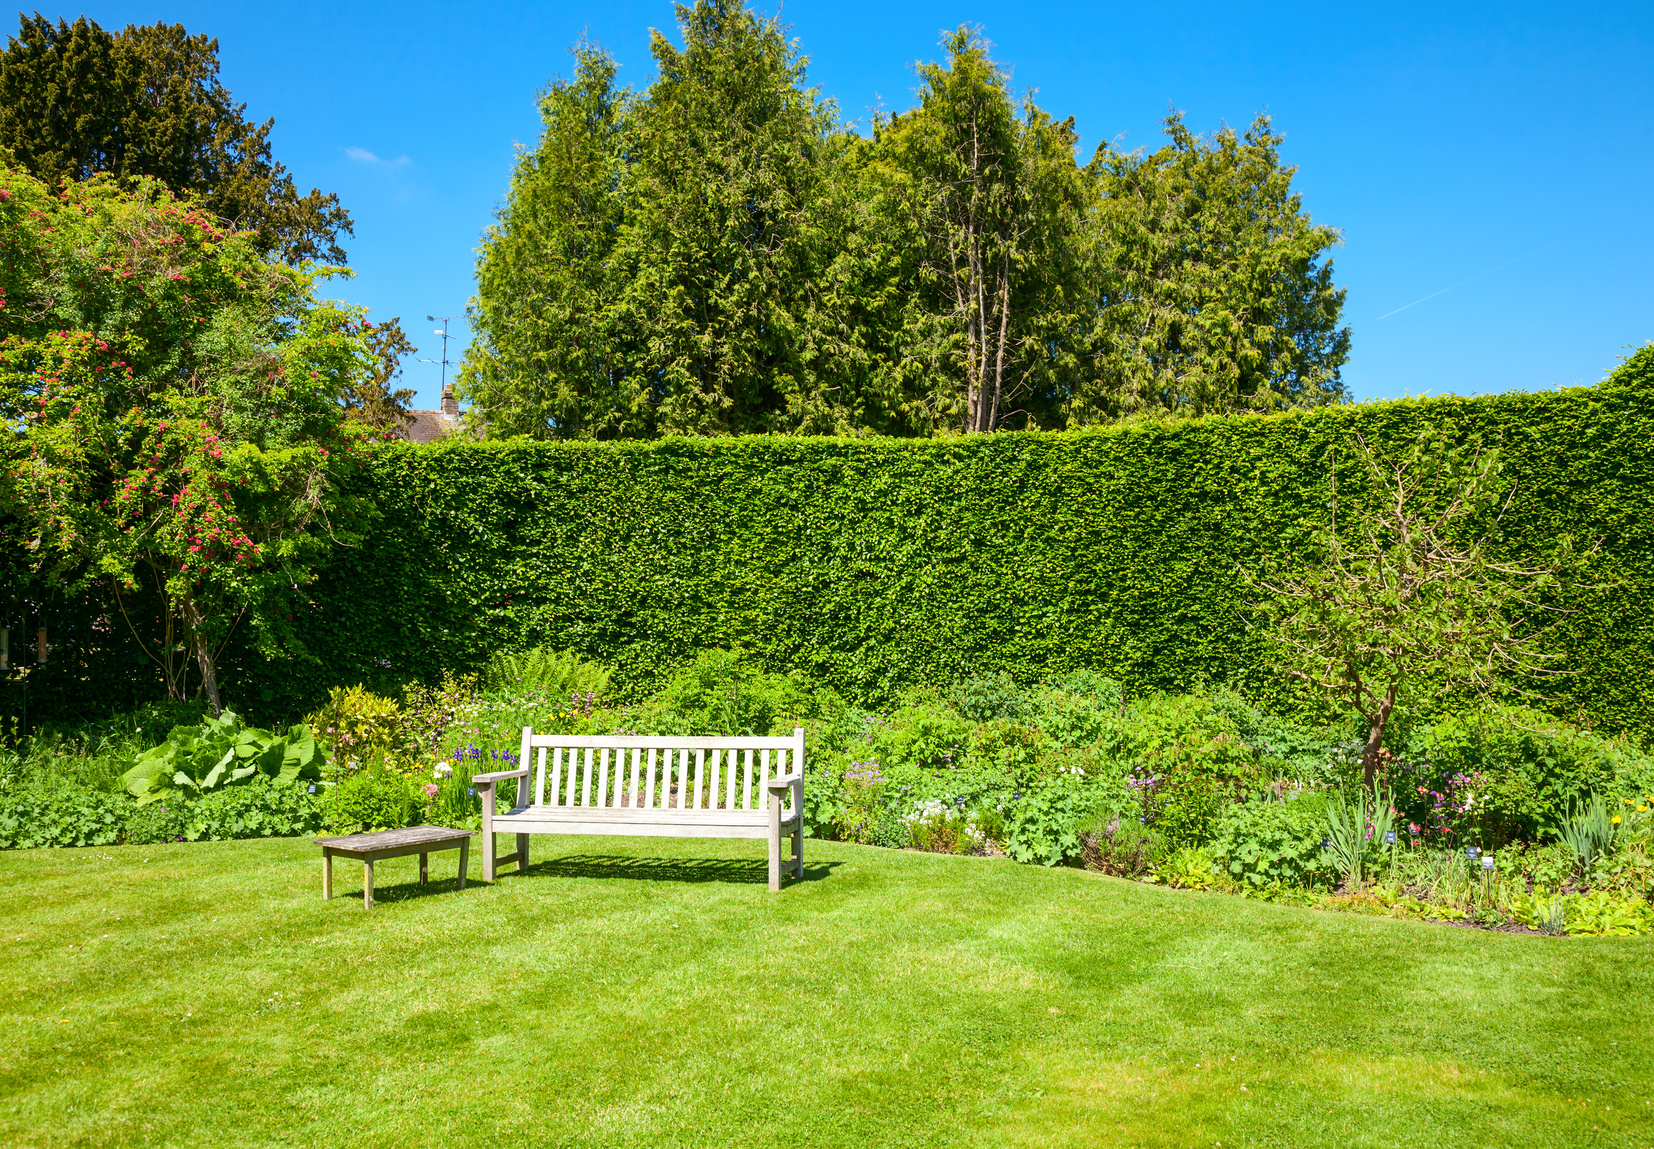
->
[[422, 784, 439, 798]]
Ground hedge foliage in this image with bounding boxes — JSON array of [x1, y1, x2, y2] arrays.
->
[[203, 362, 1654, 740], [14, 356, 1651, 741]]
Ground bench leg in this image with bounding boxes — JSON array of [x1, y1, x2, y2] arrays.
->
[[363, 859, 375, 911], [322, 849, 333, 900], [457, 838, 469, 891], [792, 819, 804, 880], [419, 852, 429, 885], [480, 782, 495, 882], [517, 833, 530, 873], [768, 802, 782, 892]]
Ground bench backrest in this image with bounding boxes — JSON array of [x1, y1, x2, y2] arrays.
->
[[514, 727, 805, 814]]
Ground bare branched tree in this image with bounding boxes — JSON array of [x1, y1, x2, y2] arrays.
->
[[1247, 434, 1584, 789]]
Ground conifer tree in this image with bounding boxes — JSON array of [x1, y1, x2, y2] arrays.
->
[[0, 14, 352, 264]]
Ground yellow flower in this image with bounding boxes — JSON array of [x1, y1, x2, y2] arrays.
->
[[1611, 815, 1622, 824]]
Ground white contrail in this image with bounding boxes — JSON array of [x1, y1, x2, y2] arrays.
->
[[1376, 242, 1561, 320]]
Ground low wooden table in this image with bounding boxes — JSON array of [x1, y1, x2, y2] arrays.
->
[[316, 826, 477, 910]]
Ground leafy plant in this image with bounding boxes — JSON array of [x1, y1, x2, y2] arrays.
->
[[1553, 793, 1619, 874], [306, 685, 408, 773], [1507, 891, 1569, 935], [1563, 890, 1652, 937], [322, 767, 412, 833], [1325, 786, 1396, 888], [1079, 812, 1167, 878], [948, 672, 1028, 722], [120, 712, 321, 805], [0, 786, 127, 848], [1005, 780, 1087, 866], [1153, 846, 1221, 890], [479, 645, 610, 701], [1210, 795, 1332, 889], [126, 775, 324, 844]]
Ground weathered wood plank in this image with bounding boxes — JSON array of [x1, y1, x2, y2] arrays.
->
[[317, 838, 477, 865], [521, 726, 536, 807], [527, 734, 802, 750], [316, 826, 476, 851]]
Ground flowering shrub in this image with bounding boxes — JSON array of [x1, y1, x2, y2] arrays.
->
[[903, 798, 986, 854], [307, 685, 411, 775], [1405, 706, 1652, 845], [1390, 757, 1487, 847], [0, 167, 379, 714], [836, 761, 887, 844]]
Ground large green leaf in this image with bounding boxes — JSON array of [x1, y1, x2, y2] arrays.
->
[[122, 714, 323, 805]]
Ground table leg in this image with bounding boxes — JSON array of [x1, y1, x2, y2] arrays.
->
[[364, 859, 375, 910], [419, 852, 429, 885], [457, 838, 469, 891], [323, 849, 333, 900]]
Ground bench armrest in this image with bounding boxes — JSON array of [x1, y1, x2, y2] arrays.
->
[[764, 772, 803, 791], [472, 768, 530, 786]]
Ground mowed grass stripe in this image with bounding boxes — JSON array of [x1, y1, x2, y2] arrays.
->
[[0, 837, 1648, 1147]]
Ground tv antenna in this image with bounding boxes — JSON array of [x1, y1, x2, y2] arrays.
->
[[418, 314, 460, 393]]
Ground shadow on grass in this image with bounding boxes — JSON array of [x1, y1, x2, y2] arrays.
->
[[326, 876, 471, 905], [514, 853, 841, 886]]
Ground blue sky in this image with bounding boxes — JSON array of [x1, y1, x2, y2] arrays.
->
[[52, 1, 1654, 410]]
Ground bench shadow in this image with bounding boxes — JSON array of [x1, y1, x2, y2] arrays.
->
[[515, 853, 840, 886], [333, 877, 470, 905]]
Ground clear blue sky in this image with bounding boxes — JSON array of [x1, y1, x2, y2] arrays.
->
[[53, 1, 1654, 411]]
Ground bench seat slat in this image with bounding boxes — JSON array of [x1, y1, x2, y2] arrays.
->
[[528, 734, 803, 750], [492, 809, 795, 841]]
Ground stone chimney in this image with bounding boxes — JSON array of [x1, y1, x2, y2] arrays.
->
[[440, 383, 459, 417]]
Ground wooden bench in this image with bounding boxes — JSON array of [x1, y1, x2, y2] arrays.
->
[[316, 825, 476, 910], [471, 727, 805, 891]]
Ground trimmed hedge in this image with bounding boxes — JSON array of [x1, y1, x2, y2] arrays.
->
[[205, 363, 1654, 740]]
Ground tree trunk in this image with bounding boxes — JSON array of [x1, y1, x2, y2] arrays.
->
[[183, 599, 223, 716], [1361, 684, 1397, 790]]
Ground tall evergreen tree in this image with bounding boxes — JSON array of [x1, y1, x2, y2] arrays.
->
[[621, 0, 846, 435], [462, 2, 852, 438], [857, 27, 1095, 432], [1080, 113, 1350, 420], [462, 45, 637, 439], [0, 14, 352, 264], [464, 3, 1349, 437]]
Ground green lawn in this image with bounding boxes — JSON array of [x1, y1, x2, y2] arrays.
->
[[1, 837, 1650, 1148]]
